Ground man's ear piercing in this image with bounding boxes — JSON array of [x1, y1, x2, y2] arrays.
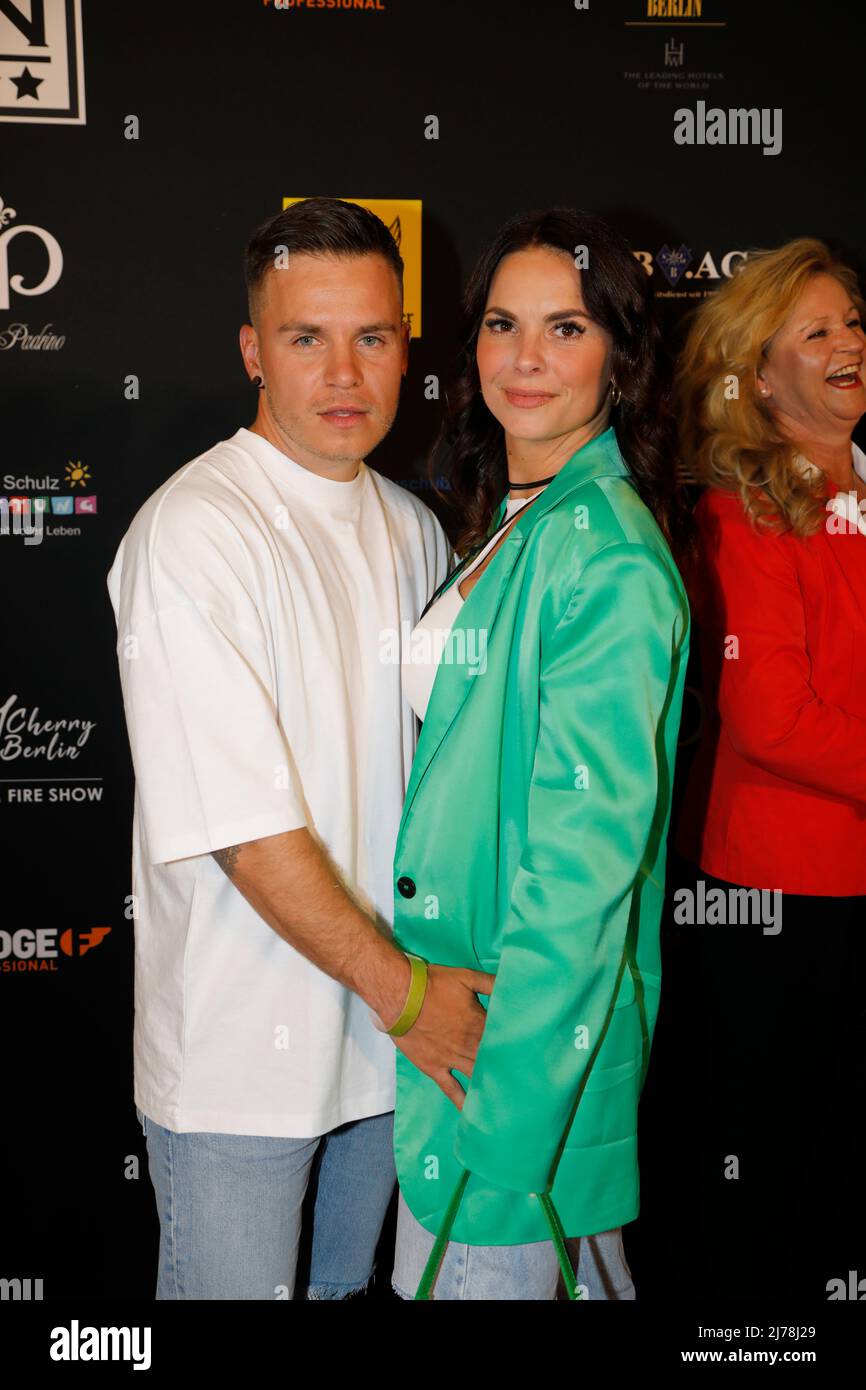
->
[[252, 375, 265, 389]]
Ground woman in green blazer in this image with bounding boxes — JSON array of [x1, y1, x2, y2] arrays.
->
[[388, 209, 693, 1300]]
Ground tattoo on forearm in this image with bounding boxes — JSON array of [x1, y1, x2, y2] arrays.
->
[[212, 844, 242, 877]]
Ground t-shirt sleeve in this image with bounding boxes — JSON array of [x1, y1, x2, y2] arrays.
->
[[108, 497, 308, 865]]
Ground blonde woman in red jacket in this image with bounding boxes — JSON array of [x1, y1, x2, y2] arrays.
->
[[670, 237, 866, 1301]]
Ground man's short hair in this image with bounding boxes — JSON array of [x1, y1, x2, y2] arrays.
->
[[243, 196, 404, 323]]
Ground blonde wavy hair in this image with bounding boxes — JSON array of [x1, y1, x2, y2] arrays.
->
[[675, 237, 866, 536]]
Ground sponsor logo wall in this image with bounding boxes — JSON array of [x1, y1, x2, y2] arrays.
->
[[1, 0, 862, 1302]]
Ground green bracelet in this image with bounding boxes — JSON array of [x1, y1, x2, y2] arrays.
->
[[387, 953, 429, 1037]]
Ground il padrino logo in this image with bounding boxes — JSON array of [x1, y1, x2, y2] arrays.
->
[[0, 194, 64, 346], [0, 193, 63, 308], [0, 0, 86, 125]]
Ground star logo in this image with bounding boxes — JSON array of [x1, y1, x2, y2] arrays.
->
[[10, 67, 43, 101]]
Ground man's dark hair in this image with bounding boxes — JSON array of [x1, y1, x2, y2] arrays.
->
[[243, 196, 404, 322]]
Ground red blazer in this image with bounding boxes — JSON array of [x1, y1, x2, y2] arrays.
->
[[676, 452, 866, 896]]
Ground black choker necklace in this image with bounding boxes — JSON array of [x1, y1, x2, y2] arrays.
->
[[507, 474, 556, 489]]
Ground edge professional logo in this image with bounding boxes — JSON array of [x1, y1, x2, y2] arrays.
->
[[264, 1, 387, 12], [0, 0, 86, 125], [0, 924, 112, 973], [283, 196, 422, 337]]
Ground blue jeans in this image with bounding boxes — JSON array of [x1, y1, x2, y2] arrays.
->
[[135, 1105, 396, 1300], [392, 1190, 636, 1300]]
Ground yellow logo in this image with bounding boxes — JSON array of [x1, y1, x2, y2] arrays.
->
[[282, 197, 422, 337], [65, 460, 91, 487], [645, 0, 705, 14]]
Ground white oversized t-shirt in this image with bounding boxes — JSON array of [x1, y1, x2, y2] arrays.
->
[[106, 426, 451, 1137]]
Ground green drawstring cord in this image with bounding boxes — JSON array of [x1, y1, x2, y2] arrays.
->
[[414, 1169, 582, 1300], [538, 1191, 579, 1300], [415, 1170, 470, 1300]]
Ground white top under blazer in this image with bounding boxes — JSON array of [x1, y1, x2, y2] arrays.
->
[[401, 493, 535, 722]]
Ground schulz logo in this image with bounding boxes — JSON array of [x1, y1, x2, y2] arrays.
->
[[0, 195, 63, 313]]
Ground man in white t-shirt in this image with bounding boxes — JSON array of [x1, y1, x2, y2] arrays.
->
[[106, 197, 495, 1300]]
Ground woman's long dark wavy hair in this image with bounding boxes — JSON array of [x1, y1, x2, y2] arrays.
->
[[428, 208, 695, 564]]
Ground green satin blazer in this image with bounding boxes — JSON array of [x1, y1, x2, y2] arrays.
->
[[391, 426, 690, 1245]]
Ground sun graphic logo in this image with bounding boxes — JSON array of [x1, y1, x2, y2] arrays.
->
[[65, 460, 91, 487]]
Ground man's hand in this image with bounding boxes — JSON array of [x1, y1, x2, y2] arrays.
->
[[209, 827, 495, 1111], [391, 963, 495, 1110]]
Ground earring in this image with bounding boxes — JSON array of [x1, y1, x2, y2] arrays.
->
[[610, 380, 622, 406], [252, 375, 265, 389]]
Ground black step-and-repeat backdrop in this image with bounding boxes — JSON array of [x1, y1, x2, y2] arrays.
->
[[2, 0, 863, 1305]]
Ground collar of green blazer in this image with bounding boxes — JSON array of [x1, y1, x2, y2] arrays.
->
[[419, 426, 631, 621]]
